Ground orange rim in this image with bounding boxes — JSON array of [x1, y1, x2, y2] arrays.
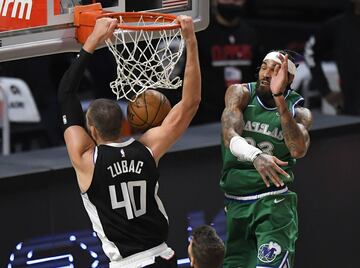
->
[[99, 12, 180, 31]]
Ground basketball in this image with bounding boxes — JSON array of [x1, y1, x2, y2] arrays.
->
[[127, 90, 172, 132]]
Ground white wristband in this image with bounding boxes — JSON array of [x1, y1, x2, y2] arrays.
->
[[229, 136, 262, 162]]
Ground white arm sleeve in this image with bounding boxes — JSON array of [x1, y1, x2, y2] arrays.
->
[[229, 136, 262, 162]]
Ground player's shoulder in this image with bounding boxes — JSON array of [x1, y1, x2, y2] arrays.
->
[[224, 82, 254, 110], [288, 88, 303, 98], [294, 106, 313, 130], [225, 82, 253, 99], [226, 82, 251, 93], [137, 134, 156, 154]]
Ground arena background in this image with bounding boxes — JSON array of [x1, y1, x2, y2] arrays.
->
[[1, 112, 360, 267], [1, 0, 359, 267]]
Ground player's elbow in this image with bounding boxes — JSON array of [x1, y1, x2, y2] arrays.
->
[[185, 94, 201, 116], [290, 147, 307, 159], [192, 94, 201, 109], [191, 97, 201, 116], [290, 133, 310, 159]]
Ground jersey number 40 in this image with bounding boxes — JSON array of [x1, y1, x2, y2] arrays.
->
[[109, 180, 146, 220]]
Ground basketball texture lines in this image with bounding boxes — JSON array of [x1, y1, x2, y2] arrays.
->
[[127, 90, 172, 132]]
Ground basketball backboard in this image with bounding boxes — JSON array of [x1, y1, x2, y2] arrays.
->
[[0, 0, 209, 62]]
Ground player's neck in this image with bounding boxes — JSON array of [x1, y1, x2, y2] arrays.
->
[[260, 97, 276, 108], [97, 136, 124, 145]]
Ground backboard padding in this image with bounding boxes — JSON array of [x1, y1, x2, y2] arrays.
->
[[0, 0, 209, 62]]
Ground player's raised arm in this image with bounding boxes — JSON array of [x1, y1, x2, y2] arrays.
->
[[58, 18, 118, 191], [140, 15, 201, 162], [270, 53, 313, 158]]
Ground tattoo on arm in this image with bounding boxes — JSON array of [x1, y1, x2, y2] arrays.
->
[[221, 85, 250, 147], [294, 107, 312, 130], [282, 118, 302, 153], [222, 108, 244, 146], [278, 105, 312, 158]]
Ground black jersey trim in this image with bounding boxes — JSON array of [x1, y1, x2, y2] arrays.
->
[[81, 193, 122, 260]]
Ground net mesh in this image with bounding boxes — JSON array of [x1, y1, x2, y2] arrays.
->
[[105, 15, 184, 101]]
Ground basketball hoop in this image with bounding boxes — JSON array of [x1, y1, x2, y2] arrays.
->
[[74, 6, 184, 101], [106, 12, 184, 101]]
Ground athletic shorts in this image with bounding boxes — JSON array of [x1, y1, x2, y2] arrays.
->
[[223, 191, 298, 268], [145, 254, 178, 267]]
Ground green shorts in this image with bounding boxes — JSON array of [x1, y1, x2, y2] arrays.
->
[[223, 191, 298, 268]]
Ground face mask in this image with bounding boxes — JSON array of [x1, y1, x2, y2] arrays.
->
[[217, 3, 247, 21]]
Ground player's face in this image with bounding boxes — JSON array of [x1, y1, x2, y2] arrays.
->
[[256, 59, 280, 101]]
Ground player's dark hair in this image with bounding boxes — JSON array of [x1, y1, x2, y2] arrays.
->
[[276, 49, 296, 63], [255, 49, 300, 80], [86, 98, 123, 141], [191, 225, 225, 268]]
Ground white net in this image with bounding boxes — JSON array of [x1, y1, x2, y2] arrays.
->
[[105, 15, 184, 101]]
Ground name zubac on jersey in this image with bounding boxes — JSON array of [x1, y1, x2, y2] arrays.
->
[[107, 160, 144, 178]]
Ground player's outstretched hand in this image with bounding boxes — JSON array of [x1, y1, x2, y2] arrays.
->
[[83, 17, 118, 53], [270, 53, 289, 95], [253, 153, 289, 188], [177, 15, 196, 42]]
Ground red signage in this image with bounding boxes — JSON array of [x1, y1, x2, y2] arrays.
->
[[0, 0, 48, 31]]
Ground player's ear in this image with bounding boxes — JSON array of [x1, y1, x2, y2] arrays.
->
[[89, 125, 99, 141], [190, 257, 194, 267], [288, 73, 295, 85], [188, 241, 195, 267]]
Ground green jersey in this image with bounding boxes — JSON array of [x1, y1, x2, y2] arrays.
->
[[220, 82, 304, 195]]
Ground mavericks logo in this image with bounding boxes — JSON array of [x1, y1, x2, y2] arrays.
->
[[258, 241, 282, 263]]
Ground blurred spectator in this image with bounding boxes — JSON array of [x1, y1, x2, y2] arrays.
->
[[193, 0, 263, 124], [304, 0, 360, 115]]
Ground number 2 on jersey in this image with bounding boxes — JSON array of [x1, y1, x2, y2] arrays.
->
[[245, 137, 274, 155]]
